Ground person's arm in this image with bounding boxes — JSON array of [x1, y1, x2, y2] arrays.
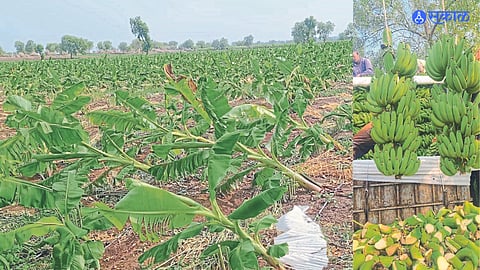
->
[[359, 58, 374, 76]]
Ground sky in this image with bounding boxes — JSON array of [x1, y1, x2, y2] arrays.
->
[[0, 0, 352, 52]]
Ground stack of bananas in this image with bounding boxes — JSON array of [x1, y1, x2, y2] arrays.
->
[[366, 73, 413, 109], [370, 107, 422, 177], [445, 53, 480, 94], [353, 89, 373, 132], [366, 49, 422, 178], [427, 35, 480, 176], [391, 42, 418, 78], [426, 36, 464, 82], [373, 143, 421, 177]]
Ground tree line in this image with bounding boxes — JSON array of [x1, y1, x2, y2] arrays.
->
[[2, 15, 353, 58]]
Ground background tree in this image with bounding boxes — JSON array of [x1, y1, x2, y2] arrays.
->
[[103, 41, 113, 51], [118, 42, 128, 53], [35, 44, 44, 59], [212, 39, 220, 50], [231, 40, 243, 46], [97, 41, 104, 52], [14, 41, 24, 54], [292, 21, 310, 43], [46, 43, 59, 54], [168, 41, 178, 49], [317, 21, 335, 42], [60, 35, 92, 58], [0, 46, 5, 56], [179, 39, 194, 49], [291, 16, 320, 43], [196, 40, 206, 48], [304, 16, 318, 40], [219, 37, 229, 49], [130, 16, 152, 54], [129, 39, 142, 52], [151, 41, 167, 50], [243, 35, 254, 46], [35, 44, 44, 54], [338, 22, 357, 41], [354, 0, 480, 59], [25, 40, 36, 54]]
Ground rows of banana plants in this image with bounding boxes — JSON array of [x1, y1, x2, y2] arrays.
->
[[0, 41, 351, 99], [0, 41, 352, 269]]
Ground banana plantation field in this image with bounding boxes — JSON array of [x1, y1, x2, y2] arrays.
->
[[0, 41, 353, 270]]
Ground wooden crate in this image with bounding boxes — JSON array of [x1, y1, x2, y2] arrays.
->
[[353, 181, 470, 227], [353, 157, 472, 228]]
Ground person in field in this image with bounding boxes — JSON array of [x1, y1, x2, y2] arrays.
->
[[353, 51, 374, 77]]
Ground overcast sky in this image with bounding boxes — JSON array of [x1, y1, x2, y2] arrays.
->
[[0, 0, 352, 52]]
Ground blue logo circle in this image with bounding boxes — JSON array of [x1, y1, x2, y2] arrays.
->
[[412, 10, 427, 24]]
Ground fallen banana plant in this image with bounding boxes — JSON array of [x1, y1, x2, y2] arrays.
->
[[353, 201, 480, 270], [0, 61, 338, 268]]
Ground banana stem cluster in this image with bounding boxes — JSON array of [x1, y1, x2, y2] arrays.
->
[[366, 44, 422, 178], [427, 35, 480, 176]]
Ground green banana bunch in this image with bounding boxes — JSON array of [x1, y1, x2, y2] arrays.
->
[[370, 111, 418, 145], [373, 143, 421, 178], [396, 90, 421, 120], [353, 100, 369, 113], [392, 42, 418, 78], [430, 92, 466, 127], [426, 36, 465, 82], [367, 73, 411, 108], [426, 37, 450, 81], [460, 104, 480, 137], [472, 140, 480, 169], [440, 156, 458, 176], [445, 53, 480, 94], [371, 111, 394, 144], [438, 129, 478, 175], [437, 131, 476, 160], [353, 112, 372, 128]]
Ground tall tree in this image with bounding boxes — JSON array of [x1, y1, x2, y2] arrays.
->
[[118, 42, 128, 52], [292, 22, 310, 43], [317, 21, 335, 42], [196, 40, 206, 48], [103, 41, 113, 51], [212, 39, 220, 49], [243, 35, 254, 46], [291, 16, 335, 43], [35, 44, 44, 59], [25, 40, 36, 54], [179, 39, 194, 49], [14, 41, 24, 54], [168, 41, 178, 49], [338, 22, 357, 41], [60, 35, 92, 58], [219, 37, 229, 49], [130, 16, 152, 54], [97, 41, 104, 52], [35, 44, 44, 54], [129, 39, 142, 52], [46, 43, 59, 54], [303, 16, 318, 40]]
